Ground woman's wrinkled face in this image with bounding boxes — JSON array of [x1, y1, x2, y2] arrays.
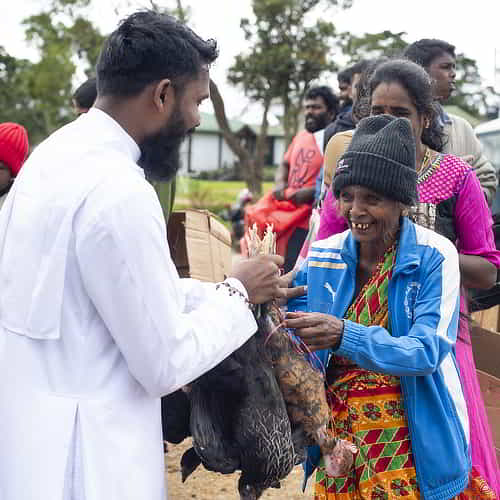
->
[[338, 185, 401, 244], [370, 82, 425, 147]]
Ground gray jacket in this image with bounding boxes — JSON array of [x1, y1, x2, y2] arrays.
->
[[441, 110, 497, 205]]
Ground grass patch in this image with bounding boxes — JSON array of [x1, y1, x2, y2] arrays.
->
[[173, 176, 273, 210]]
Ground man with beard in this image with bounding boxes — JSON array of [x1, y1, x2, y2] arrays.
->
[[0, 11, 304, 500], [253, 85, 337, 270], [273, 86, 337, 204], [404, 39, 497, 205]]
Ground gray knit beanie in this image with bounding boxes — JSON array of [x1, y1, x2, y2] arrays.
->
[[333, 115, 418, 205]]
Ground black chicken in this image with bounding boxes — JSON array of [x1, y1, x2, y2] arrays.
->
[[164, 327, 300, 499], [161, 388, 190, 445], [163, 227, 357, 496]]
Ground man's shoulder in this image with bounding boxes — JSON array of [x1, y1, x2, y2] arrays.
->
[[290, 129, 322, 151], [446, 112, 475, 133], [26, 125, 152, 212], [293, 129, 314, 140], [324, 112, 355, 147]]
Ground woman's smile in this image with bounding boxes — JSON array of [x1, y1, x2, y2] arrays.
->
[[350, 220, 375, 238], [351, 221, 371, 231]]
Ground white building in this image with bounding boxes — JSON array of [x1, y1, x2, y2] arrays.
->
[[179, 112, 286, 173]]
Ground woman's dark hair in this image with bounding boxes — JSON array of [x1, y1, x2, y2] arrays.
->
[[403, 39, 456, 68], [352, 57, 388, 122], [368, 59, 445, 151], [96, 10, 218, 98], [73, 77, 97, 109], [305, 85, 339, 114]]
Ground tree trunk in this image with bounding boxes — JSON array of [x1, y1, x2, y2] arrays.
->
[[243, 157, 263, 196], [249, 97, 271, 196], [209, 79, 249, 161], [209, 78, 267, 195], [282, 92, 295, 147]]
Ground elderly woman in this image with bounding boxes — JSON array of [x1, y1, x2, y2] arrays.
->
[[316, 59, 500, 497], [286, 115, 481, 500]]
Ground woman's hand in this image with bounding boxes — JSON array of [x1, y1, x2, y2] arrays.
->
[[284, 311, 344, 351]]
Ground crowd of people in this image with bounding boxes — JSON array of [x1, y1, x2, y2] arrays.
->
[[243, 33, 500, 500], [0, 8, 498, 500]]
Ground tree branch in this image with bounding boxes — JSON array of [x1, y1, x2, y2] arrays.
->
[[209, 78, 249, 160]]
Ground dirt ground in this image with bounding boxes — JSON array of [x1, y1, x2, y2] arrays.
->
[[165, 439, 314, 500]]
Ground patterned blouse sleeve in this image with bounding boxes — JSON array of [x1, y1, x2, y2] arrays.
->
[[455, 162, 500, 267]]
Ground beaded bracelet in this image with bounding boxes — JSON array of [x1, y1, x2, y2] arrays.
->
[[215, 281, 251, 309]]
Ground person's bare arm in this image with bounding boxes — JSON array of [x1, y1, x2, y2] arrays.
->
[[273, 160, 290, 200], [287, 186, 316, 205], [459, 254, 497, 290]]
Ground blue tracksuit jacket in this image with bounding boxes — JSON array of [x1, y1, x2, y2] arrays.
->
[[290, 217, 470, 500]]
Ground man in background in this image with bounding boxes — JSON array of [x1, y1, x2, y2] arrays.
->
[[270, 85, 337, 270], [0, 122, 29, 208], [323, 60, 370, 150], [404, 39, 497, 205], [72, 77, 97, 115], [337, 66, 354, 114]]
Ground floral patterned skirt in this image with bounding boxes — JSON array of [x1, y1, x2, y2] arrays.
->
[[315, 368, 418, 500], [314, 366, 497, 500]]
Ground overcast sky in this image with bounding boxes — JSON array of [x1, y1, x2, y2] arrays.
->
[[4, 0, 500, 122]]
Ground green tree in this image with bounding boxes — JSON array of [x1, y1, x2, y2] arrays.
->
[[0, 47, 45, 139], [0, 0, 105, 145], [338, 30, 498, 120], [337, 30, 408, 61], [211, 0, 351, 195], [447, 54, 500, 119]]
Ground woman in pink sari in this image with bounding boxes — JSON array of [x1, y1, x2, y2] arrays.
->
[[318, 59, 500, 497]]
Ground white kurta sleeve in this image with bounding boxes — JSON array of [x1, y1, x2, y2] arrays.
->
[[75, 185, 257, 397]]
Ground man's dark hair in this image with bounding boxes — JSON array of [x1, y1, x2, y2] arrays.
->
[[403, 39, 456, 68], [96, 10, 219, 97], [305, 85, 339, 114], [337, 67, 353, 85], [73, 77, 97, 109], [368, 59, 445, 151]]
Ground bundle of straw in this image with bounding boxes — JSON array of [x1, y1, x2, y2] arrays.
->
[[247, 223, 276, 257]]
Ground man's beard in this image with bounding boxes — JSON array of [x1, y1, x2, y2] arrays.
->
[[138, 110, 193, 182], [305, 111, 330, 133]]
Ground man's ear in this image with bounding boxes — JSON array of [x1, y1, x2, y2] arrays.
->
[[153, 79, 172, 111]]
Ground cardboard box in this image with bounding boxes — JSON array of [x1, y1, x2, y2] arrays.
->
[[167, 210, 232, 283], [471, 305, 500, 333], [471, 324, 500, 380], [470, 323, 500, 463], [476, 370, 500, 464]]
